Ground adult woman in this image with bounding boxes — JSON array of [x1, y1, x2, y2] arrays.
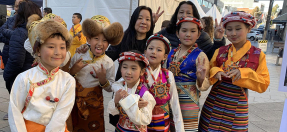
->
[[201, 16, 214, 41], [3, 1, 42, 93], [158, 1, 225, 60], [106, 6, 154, 61]]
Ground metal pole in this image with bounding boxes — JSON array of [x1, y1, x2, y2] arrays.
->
[[263, 0, 274, 40]]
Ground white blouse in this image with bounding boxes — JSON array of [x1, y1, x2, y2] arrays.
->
[[146, 65, 185, 132], [8, 64, 76, 132], [69, 51, 115, 91], [108, 79, 156, 126]]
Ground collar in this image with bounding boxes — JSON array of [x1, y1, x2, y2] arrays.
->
[[231, 40, 251, 62], [88, 50, 105, 63], [37, 62, 60, 77], [146, 65, 161, 86], [124, 79, 140, 94]]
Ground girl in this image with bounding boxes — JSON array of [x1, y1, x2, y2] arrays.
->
[[8, 20, 74, 132], [199, 11, 270, 132], [158, 1, 225, 60], [201, 16, 214, 41], [108, 51, 156, 132], [166, 17, 210, 131], [69, 17, 123, 132], [144, 34, 184, 132]]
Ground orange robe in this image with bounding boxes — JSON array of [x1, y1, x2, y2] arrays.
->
[[69, 23, 87, 57]]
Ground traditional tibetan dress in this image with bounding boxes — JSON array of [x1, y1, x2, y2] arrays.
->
[[108, 79, 156, 132], [199, 41, 270, 131], [70, 50, 115, 132], [8, 63, 75, 132], [166, 47, 210, 131], [69, 23, 87, 57], [145, 66, 184, 132]]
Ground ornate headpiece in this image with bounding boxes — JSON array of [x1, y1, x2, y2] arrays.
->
[[146, 34, 171, 53], [176, 17, 203, 30], [118, 51, 149, 67], [222, 11, 256, 28]]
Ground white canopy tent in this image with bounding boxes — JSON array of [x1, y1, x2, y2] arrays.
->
[[44, 0, 139, 31], [206, 4, 222, 25], [222, 9, 229, 17]]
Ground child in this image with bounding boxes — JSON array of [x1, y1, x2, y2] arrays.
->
[[8, 20, 74, 131], [69, 13, 87, 57], [199, 11, 270, 132], [166, 17, 210, 131], [69, 16, 124, 132], [108, 50, 156, 132], [144, 34, 184, 132]]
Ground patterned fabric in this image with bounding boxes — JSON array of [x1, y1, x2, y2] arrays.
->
[[72, 81, 105, 132], [176, 17, 203, 30], [91, 15, 111, 28], [198, 45, 261, 132], [118, 51, 149, 67], [147, 71, 171, 132], [21, 63, 59, 113], [146, 34, 172, 53], [222, 11, 256, 28], [116, 85, 148, 132], [167, 48, 202, 131]]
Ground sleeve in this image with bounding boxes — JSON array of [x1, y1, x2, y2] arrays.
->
[[69, 53, 79, 69], [233, 51, 270, 93], [71, 27, 86, 45], [3, 29, 14, 39], [168, 71, 185, 132], [103, 61, 115, 92], [107, 83, 122, 116], [45, 77, 76, 132], [8, 74, 28, 132], [195, 52, 211, 91], [124, 91, 156, 125], [3, 29, 28, 81], [209, 49, 224, 85]]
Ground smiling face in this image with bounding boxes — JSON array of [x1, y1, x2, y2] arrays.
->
[[134, 9, 151, 36], [121, 60, 144, 88], [225, 22, 251, 46], [38, 37, 67, 71], [177, 4, 193, 20], [87, 34, 109, 57], [144, 39, 168, 68], [177, 22, 200, 48]]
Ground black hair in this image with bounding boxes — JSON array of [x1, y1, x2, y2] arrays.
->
[[73, 13, 82, 22], [176, 19, 202, 34], [244, 23, 251, 28], [119, 50, 146, 70], [145, 39, 169, 54], [44, 7, 52, 14], [166, 1, 200, 34], [14, 1, 42, 28], [121, 6, 154, 51], [33, 33, 70, 54]]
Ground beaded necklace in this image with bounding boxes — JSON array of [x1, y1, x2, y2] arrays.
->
[[222, 44, 251, 73], [169, 44, 193, 76], [144, 66, 170, 99]]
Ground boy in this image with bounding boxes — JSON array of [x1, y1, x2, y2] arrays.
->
[[69, 13, 86, 57]]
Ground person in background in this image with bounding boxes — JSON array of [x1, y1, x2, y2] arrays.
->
[[43, 7, 52, 16], [158, 1, 225, 60], [69, 13, 86, 57], [201, 16, 214, 41], [161, 20, 170, 30]]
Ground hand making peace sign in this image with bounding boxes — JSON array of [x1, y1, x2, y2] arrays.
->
[[196, 57, 207, 83], [214, 18, 225, 40]]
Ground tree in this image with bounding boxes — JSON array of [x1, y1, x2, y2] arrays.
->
[[271, 4, 279, 17], [251, 6, 262, 18]]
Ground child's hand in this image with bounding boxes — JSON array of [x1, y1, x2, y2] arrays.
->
[[69, 58, 88, 75], [214, 71, 228, 81], [138, 98, 148, 109], [227, 69, 241, 82], [76, 44, 89, 54], [196, 57, 207, 83], [92, 64, 107, 85], [114, 89, 123, 104], [214, 19, 225, 40]]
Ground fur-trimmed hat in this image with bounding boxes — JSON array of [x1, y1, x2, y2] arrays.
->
[[27, 14, 70, 53], [82, 15, 124, 46]]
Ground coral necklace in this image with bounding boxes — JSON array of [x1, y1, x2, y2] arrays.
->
[[169, 44, 193, 76]]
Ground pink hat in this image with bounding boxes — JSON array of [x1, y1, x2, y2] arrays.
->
[[176, 17, 203, 30], [118, 52, 149, 67], [222, 11, 257, 28]]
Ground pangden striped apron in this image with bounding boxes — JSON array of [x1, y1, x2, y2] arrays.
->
[[199, 45, 261, 132]]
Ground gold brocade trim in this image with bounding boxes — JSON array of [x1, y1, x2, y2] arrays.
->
[[87, 50, 105, 63]]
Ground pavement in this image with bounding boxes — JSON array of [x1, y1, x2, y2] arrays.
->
[[0, 40, 286, 132]]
